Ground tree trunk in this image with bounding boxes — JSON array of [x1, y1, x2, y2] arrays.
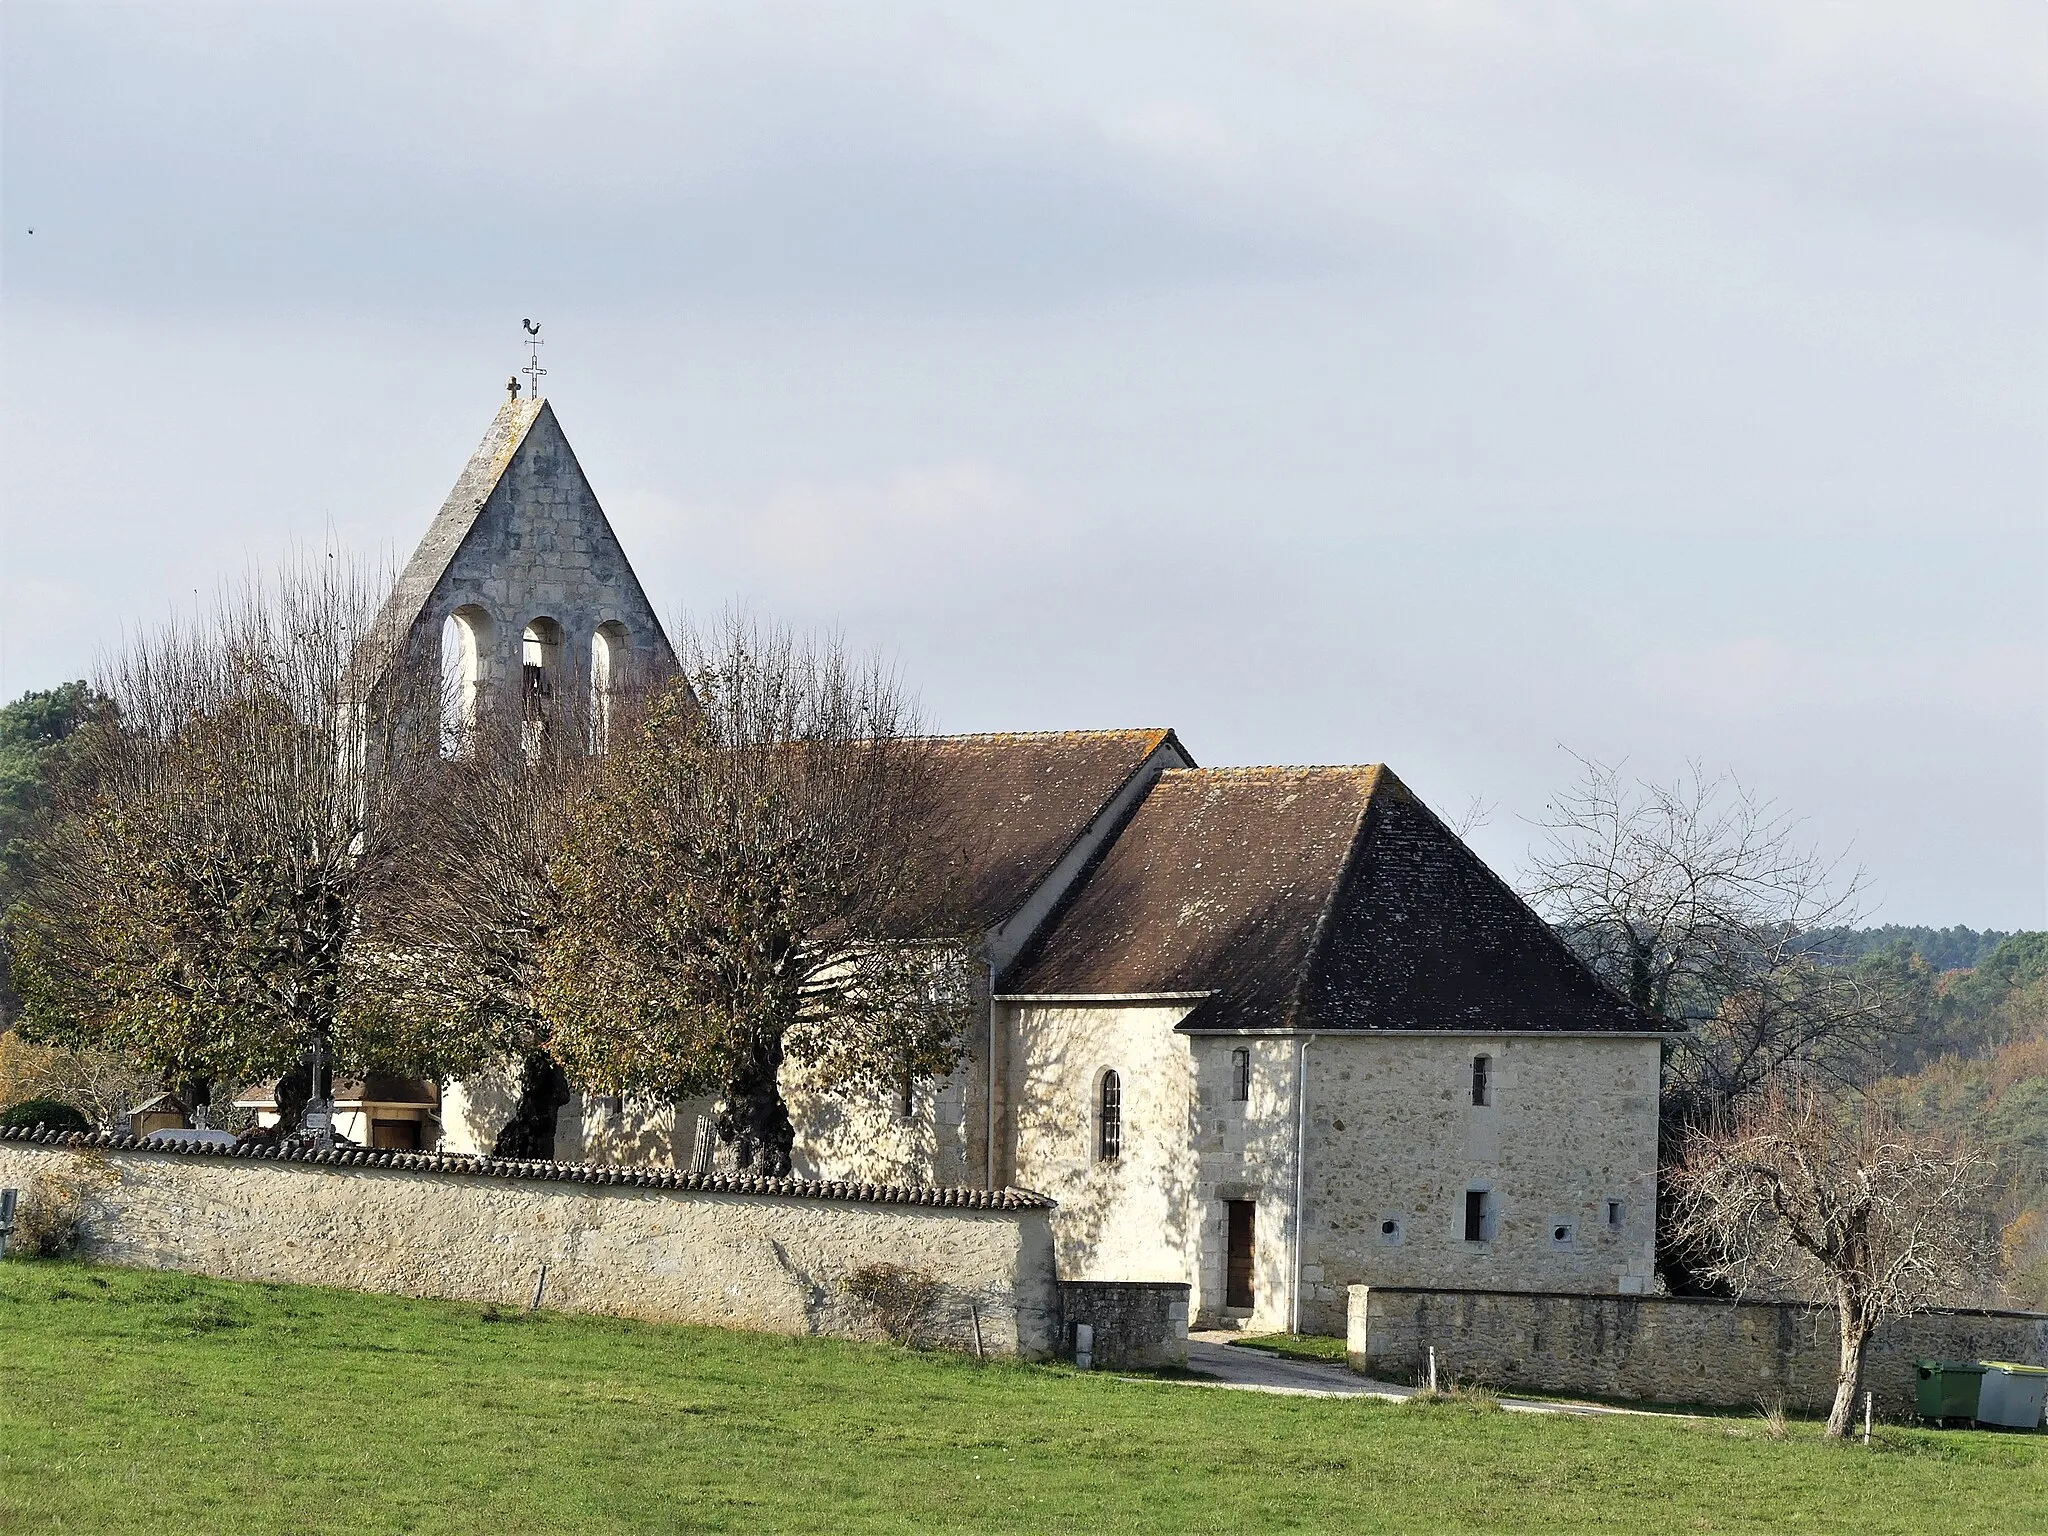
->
[[493, 1050, 571, 1159], [1826, 1294, 1870, 1439], [718, 1033, 794, 1178]]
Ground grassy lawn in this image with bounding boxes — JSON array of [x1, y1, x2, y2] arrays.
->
[[1227, 1332, 1352, 1365], [2, 1262, 2042, 1534]]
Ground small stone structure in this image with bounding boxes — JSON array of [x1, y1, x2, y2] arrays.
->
[[1348, 1283, 2048, 1416], [0, 1130, 1062, 1357], [1058, 1280, 1190, 1369]]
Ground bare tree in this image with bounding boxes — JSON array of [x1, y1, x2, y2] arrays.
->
[[1670, 1089, 1994, 1437], [1525, 756, 1891, 1090], [3, 558, 455, 1120], [1524, 757, 1916, 1290], [539, 616, 974, 1177]]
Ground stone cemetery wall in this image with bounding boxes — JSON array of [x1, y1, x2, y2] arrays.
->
[[0, 1128, 1061, 1356], [1348, 1283, 2048, 1416]]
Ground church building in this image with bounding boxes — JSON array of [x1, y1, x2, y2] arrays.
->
[[398, 393, 1678, 1334]]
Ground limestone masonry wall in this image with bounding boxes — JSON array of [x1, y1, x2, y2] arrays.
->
[[1349, 1284, 2048, 1416], [1058, 1280, 1191, 1369], [0, 1133, 1060, 1356]]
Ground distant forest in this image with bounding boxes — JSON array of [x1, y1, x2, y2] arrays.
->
[[1803, 924, 2018, 972]]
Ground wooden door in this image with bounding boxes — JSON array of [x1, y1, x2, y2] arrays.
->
[[371, 1119, 421, 1151], [1226, 1200, 1256, 1310]]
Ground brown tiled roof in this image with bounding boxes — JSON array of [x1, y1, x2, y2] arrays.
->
[[339, 1076, 438, 1106], [1003, 765, 1665, 1034], [232, 1077, 438, 1110], [0, 1125, 1056, 1209], [921, 729, 1187, 928]]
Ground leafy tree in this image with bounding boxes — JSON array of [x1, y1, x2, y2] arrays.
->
[[539, 618, 973, 1177], [0, 682, 115, 1024], [3, 561, 485, 1122]]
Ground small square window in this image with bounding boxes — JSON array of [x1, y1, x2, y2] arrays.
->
[[1550, 1221, 1576, 1249], [1378, 1216, 1403, 1246]]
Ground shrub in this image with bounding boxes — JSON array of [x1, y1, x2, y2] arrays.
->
[[843, 1262, 945, 1347], [0, 1098, 90, 1132], [7, 1175, 89, 1258]]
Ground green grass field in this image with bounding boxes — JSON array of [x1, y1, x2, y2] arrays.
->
[[2, 1262, 2041, 1534]]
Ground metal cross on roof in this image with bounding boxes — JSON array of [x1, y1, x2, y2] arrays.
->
[[520, 317, 547, 398]]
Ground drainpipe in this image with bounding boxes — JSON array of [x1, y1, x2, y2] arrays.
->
[[985, 958, 999, 1190], [1289, 1032, 1316, 1335]]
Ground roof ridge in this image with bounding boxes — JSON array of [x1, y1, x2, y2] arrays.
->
[[1160, 763, 1386, 777], [924, 727, 1174, 743]]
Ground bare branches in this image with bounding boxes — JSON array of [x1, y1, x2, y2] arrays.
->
[[1525, 755, 1901, 1112], [1669, 1088, 1995, 1435]]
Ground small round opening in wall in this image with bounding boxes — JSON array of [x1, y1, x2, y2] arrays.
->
[[1554, 1225, 1570, 1242], [1381, 1220, 1397, 1235]]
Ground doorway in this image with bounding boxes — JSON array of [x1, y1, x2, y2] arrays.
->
[[1225, 1200, 1256, 1311]]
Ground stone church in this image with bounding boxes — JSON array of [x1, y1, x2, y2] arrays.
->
[[387, 393, 1677, 1335]]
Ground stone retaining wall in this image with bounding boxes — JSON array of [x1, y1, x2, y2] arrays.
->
[[0, 1131, 1061, 1356], [1348, 1283, 2048, 1416], [1058, 1280, 1190, 1369]]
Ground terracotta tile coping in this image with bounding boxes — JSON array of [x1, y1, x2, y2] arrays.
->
[[0, 1125, 1056, 1210]]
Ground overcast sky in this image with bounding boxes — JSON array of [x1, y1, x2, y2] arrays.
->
[[3, 2, 2042, 927]]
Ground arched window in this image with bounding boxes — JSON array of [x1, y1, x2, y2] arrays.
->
[[1471, 1054, 1492, 1107], [1230, 1048, 1251, 1103], [590, 621, 629, 753], [1097, 1070, 1122, 1162], [522, 617, 563, 756], [439, 605, 494, 756]]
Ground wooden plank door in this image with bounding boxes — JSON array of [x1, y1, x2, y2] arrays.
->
[[1226, 1200, 1256, 1310]]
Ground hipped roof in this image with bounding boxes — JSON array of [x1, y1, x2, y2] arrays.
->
[[1005, 765, 1666, 1034], [921, 729, 1186, 929]]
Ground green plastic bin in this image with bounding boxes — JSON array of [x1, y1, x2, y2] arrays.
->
[[1916, 1360, 1987, 1422]]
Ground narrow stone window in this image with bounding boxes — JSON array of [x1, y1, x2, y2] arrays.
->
[[1098, 1070, 1122, 1161], [1464, 1188, 1489, 1243], [1471, 1053, 1492, 1107], [1606, 1199, 1625, 1231], [898, 1072, 915, 1121], [1230, 1048, 1251, 1103]]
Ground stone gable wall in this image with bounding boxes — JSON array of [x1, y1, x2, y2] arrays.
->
[[0, 1140, 1060, 1356], [1297, 1034, 1660, 1334], [420, 407, 670, 726], [1349, 1284, 2048, 1416]]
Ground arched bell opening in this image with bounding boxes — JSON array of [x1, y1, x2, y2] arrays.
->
[[439, 605, 494, 757], [522, 616, 564, 757]]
